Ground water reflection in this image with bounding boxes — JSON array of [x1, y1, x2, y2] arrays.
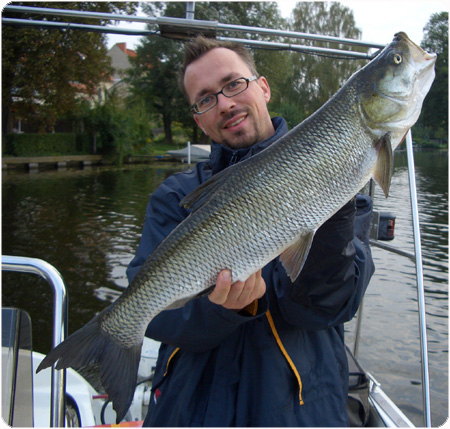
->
[[2, 152, 448, 426]]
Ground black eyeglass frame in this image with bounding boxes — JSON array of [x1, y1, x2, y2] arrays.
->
[[190, 76, 258, 115]]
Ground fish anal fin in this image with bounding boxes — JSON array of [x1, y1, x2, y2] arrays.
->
[[280, 231, 315, 282], [373, 132, 393, 198], [164, 285, 215, 310]]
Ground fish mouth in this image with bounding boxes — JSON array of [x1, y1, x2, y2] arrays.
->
[[424, 52, 438, 62], [395, 31, 437, 66]]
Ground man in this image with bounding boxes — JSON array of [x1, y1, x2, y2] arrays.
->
[[127, 35, 374, 426]]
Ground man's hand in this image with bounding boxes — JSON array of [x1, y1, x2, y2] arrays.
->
[[208, 269, 266, 310]]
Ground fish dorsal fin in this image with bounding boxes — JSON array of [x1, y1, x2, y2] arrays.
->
[[280, 231, 315, 282], [180, 166, 233, 212], [373, 132, 393, 198]]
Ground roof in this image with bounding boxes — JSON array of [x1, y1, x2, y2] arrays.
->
[[115, 42, 137, 58]]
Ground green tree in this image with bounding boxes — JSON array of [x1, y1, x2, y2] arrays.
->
[[418, 11, 448, 143], [128, 32, 190, 144], [2, 2, 137, 133], [283, 2, 366, 126], [80, 90, 153, 164]]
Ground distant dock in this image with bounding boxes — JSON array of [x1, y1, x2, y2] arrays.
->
[[2, 153, 180, 172], [2, 155, 103, 171]]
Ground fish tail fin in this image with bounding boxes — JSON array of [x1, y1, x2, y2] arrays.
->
[[36, 316, 142, 423]]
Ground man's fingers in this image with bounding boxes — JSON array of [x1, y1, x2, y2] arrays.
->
[[209, 269, 266, 310], [208, 269, 232, 305], [230, 274, 254, 304], [250, 270, 265, 301]]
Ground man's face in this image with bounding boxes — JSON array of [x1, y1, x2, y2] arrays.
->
[[184, 48, 274, 149]]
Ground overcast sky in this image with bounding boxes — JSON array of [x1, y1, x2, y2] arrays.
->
[[282, 0, 448, 45], [107, 1, 449, 50]]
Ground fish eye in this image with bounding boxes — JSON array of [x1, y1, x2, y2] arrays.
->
[[393, 54, 402, 65]]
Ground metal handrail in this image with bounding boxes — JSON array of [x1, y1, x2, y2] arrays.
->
[[405, 131, 431, 427], [2, 256, 68, 427]]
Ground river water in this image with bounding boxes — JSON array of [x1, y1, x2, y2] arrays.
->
[[2, 150, 448, 426]]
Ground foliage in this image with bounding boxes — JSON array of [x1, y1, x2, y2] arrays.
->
[[5, 2, 446, 159], [2, 2, 138, 133], [128, 26, 191, 145], [418, 11, 448, 143], [80, 90, 153, 164], [280, 2, 366, 126], [3, 132, 89, 156]]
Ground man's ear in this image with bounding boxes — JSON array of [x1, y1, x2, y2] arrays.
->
[[257, 76, 271, 104]]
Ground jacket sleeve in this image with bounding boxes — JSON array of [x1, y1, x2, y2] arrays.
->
[[273, 195, 375, 330], [145, 294, 268, 353]]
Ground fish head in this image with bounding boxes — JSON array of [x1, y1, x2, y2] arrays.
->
[[358, 32, 436, 149]]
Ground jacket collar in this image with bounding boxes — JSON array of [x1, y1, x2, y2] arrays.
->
[[209, 117, 289, 175]]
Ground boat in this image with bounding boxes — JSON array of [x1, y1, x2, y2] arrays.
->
[[1, 4, 433, 427], [167, 144, 211, 163], [2, 270, 160, 427]]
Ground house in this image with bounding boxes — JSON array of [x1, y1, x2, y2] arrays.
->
[[100, 42, 137, 98]]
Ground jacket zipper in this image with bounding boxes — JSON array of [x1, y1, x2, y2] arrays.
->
[[266, 310, 304, 405], [229, 153, 238, 166]]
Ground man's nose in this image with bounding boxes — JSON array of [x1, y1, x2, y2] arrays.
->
[[217, 94, 236, 113]]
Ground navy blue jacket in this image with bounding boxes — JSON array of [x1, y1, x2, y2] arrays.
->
[[127, 117, 375, 427]]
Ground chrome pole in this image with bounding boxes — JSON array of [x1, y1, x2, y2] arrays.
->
[[353, 180, 375, 358], [3, 5, 385, 49], [185, 2, 195, 20], [2, 256, 68, 427], [352, 296, 364, 358], [405, 131, 432, 427]]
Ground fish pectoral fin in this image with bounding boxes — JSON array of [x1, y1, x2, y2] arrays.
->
[[280, 231, 315, 282], [180, 167, 232, 211], [373, 132, 393, 198]]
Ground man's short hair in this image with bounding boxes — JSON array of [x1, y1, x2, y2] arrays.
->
[[178, 35, 258, 100]]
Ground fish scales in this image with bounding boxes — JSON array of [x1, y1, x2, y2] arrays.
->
[[37, 32, 436, 422]]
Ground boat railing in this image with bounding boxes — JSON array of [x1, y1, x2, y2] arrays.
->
[[404, 130, 431, 427], [2, 255, 68, 427]]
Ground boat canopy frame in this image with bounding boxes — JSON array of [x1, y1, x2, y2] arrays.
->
[[3, 3, 384, 59]]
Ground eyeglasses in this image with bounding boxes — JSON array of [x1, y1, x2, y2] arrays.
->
[[190, 76, 258, 115]]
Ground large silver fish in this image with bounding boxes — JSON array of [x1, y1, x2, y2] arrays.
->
[[37, 32, 436, 421]]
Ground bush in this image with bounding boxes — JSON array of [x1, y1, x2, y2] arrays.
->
[[2, 133, 91, 157], [80, 91, 153, 165], [413, 137, 445, 149]]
